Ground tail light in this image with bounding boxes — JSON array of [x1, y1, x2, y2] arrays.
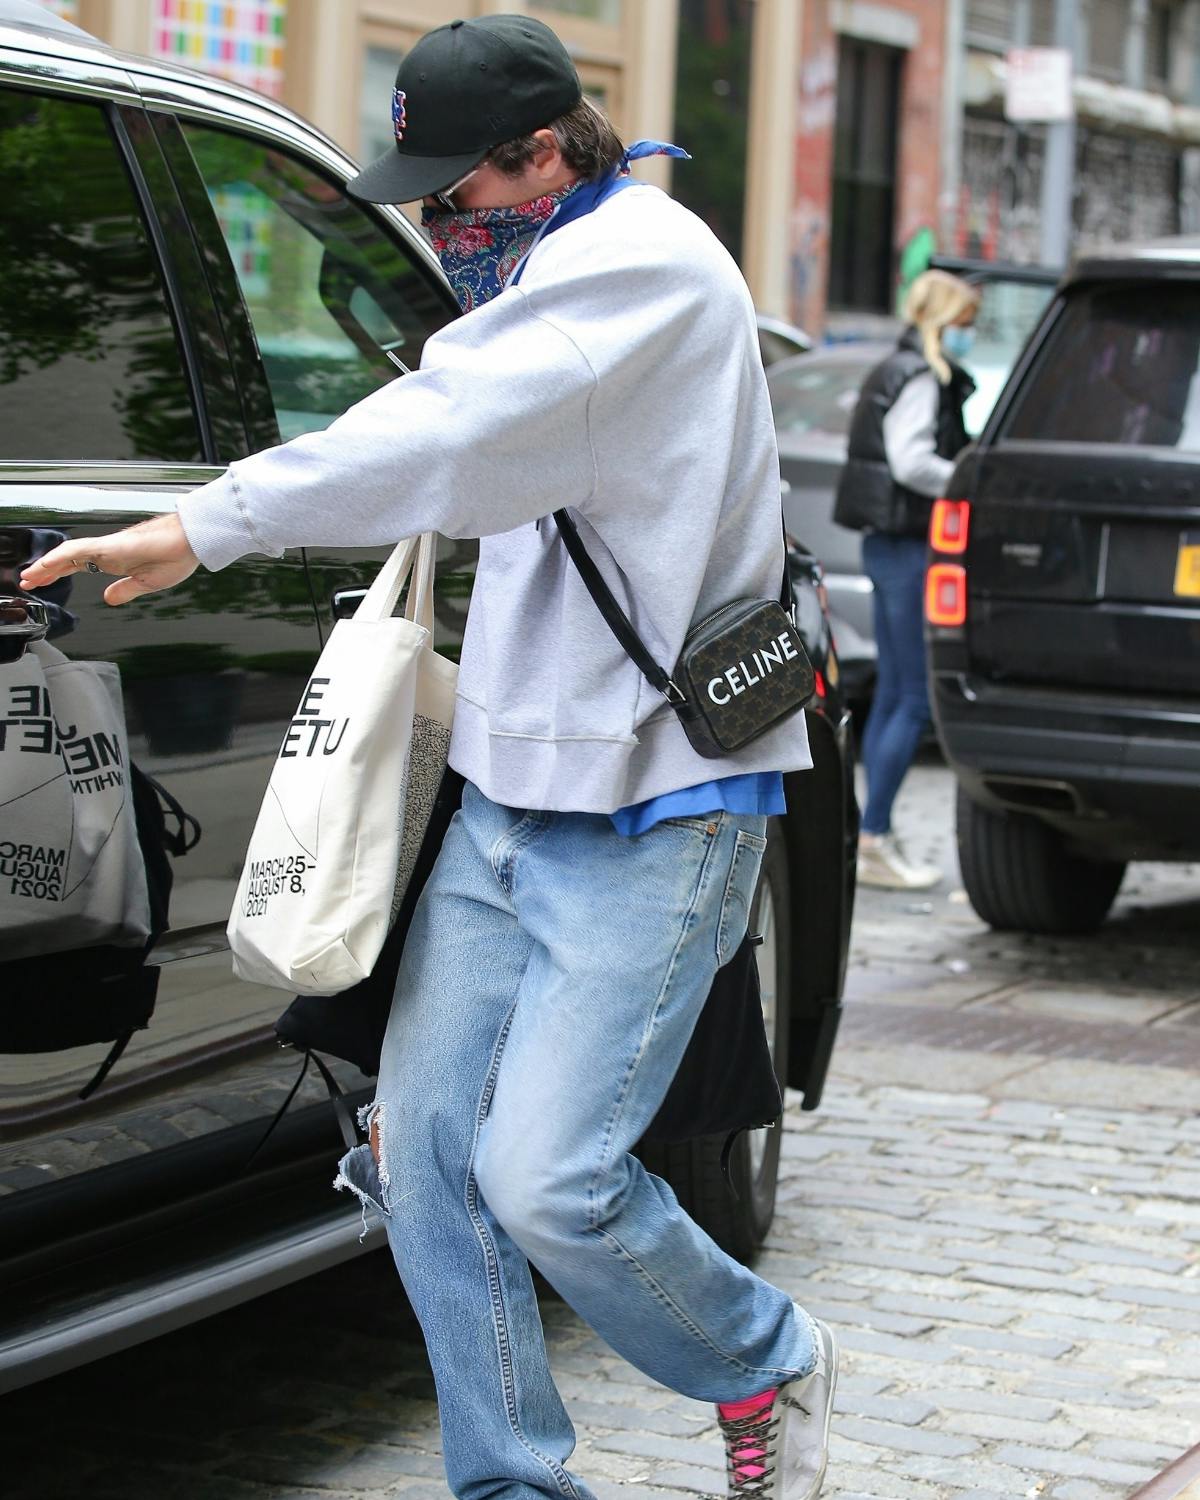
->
[[926, 563, 967, 627], [928, 499, 970, 627], [930, 498, 970, 554]]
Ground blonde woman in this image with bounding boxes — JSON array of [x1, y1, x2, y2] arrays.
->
[[834, 269, 980, 888]]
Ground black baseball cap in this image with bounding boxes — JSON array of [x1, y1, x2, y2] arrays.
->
[[347, 15, 583, 205]]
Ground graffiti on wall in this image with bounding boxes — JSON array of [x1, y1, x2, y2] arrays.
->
[[789, 42, 836, 332], [960, 112, 1181, 263]]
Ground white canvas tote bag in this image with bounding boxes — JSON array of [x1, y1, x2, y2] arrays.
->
[[227, 533, 458, 995], [0, 640, 150, 961]]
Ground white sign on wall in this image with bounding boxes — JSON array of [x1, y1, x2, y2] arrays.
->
[[1005, 47, 1075, 123]]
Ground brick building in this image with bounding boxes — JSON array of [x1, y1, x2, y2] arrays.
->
[[788, 0, 951, 337]]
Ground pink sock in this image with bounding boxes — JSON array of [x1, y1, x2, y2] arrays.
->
[[719, 1387, 778, 1422], [718, 1387, 778, 1482]]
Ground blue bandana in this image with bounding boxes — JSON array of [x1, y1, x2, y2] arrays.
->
[[420, 141, 690, 312], [421, 180, 585, 312]]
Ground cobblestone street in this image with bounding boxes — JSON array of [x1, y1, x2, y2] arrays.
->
[[8, 760, 1200, 1500]]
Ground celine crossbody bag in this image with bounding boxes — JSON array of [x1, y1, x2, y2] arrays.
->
[[553, 510, 815, 760]]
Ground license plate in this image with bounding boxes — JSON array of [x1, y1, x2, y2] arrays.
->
[[1175, 539, 1200, 598]]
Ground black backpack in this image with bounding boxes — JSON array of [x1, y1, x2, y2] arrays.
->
[[0, 766, 200, 1098]]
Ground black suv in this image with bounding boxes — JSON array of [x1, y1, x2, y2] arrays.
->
[[927, 237, 1200, 934], [0, 6, 856, 1391]]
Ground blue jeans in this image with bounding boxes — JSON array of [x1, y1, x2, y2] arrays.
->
[[860, 532, 932, 836], [336, 783, 817, 1500]]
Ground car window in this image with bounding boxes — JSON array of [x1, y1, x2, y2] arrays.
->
[[180, 124, 451, 440], [961, 277, 1055, 437], [0, 87, 203, 463], [1002, 284, 1200, 449], [768, 361, 872, 440]]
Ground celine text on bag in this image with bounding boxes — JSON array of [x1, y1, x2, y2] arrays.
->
[[553, 511, 814, 759]]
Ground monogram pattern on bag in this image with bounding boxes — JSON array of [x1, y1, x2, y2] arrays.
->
[[680, 602, 815, 752]]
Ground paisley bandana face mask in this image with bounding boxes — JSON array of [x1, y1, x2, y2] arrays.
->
[[421, 180, 585, 312]]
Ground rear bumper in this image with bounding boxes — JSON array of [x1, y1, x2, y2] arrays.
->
[[932, 672, 1200, 859]]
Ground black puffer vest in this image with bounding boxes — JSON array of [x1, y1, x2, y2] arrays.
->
[[833, 327, 975, 538]]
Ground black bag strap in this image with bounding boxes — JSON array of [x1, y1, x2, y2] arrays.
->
[[552, 509, 795, 704], [311, 1050, 360, 1152], [142, 772, 202, 856], [241, 1049, 360, 1175], [78, 1031, 135, 1101], [552, 509, 683, 704]]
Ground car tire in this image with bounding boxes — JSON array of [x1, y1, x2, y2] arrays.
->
[[642, 823, 791, 1264], [956, 784, 1126, 935]]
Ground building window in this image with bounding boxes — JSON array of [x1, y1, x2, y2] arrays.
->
[[1088, 0, 1129, 78], [1030, 0, 1057, 46], [965, 0, 1058, 50], [964, 0, 1014, 51], [828, 37, 903, 313], [1147, 0, 1173, 90], [529, 0, 622, 21], [152, 0, 287, 101], [361, 45, 405, 164], [671, 0, 756, 265]]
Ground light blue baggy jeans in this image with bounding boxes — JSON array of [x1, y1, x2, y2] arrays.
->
[[336, 782, 817, 1500]]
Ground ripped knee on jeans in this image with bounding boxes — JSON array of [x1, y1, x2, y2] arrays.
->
[[332, 1101, 390, 1240]]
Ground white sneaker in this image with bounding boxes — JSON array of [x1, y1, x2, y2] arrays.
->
[[718, 1317, 838, 1499], [857, 832, 941, 890]]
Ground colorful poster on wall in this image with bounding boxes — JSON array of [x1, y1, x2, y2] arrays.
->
[[153, 0, 287, 100]]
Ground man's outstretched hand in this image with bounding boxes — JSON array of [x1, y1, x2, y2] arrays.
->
[[19, 513, 200, 605]]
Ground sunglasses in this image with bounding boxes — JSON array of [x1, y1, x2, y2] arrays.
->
[[428, 160, 488, 212]]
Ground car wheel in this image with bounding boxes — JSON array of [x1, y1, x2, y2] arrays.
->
[[956, 783, 1126, 935], [642, 822, 791, 1264]]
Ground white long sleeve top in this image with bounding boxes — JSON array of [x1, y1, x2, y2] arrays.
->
[[174, 184, 811, 812], [881, 370, 956, 498]]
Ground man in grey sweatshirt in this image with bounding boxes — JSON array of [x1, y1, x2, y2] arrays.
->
[[23, 17, 836, 1500]]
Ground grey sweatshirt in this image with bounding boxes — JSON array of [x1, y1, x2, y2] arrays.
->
[[177, 183, 812, 813]]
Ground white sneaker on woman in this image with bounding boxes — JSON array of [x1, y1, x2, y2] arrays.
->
[[857, 832, 941, 890]]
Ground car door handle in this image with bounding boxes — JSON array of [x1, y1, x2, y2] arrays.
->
[[331, 587, 369, 620], [0, 596, 49, 663]]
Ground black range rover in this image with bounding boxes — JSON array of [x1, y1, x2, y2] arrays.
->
[[0, 4, 856, 1391], [927, 237, 1200, 934]]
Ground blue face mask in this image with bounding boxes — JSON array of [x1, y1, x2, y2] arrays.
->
[[942, 325, 976, 362]]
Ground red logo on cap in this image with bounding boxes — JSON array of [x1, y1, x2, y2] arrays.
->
[[392, 88, 408, 144]]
